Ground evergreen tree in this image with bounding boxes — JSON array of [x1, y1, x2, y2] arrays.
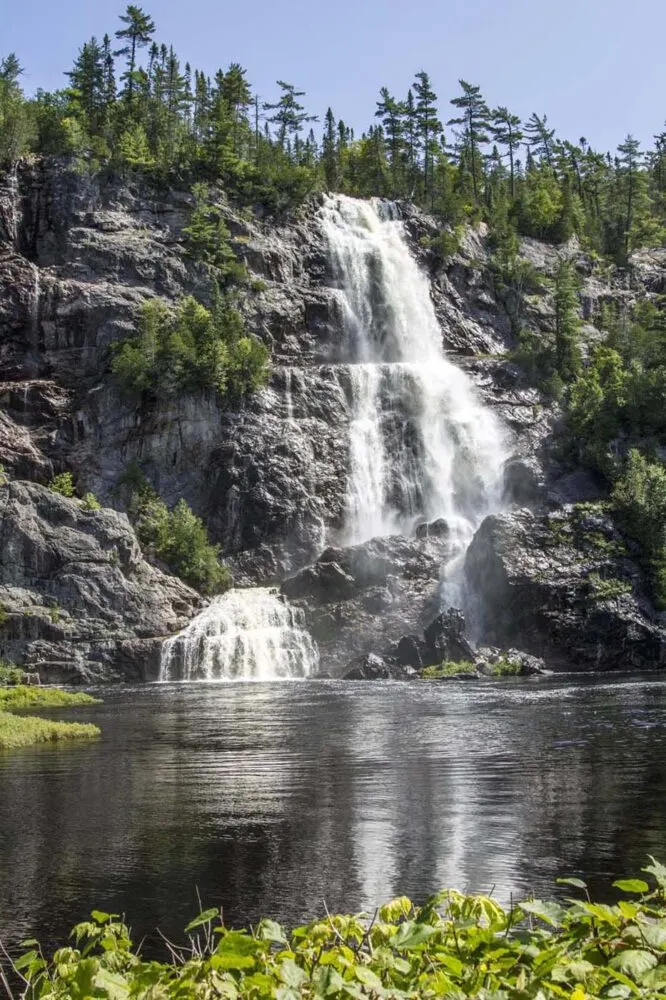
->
[[115, 5, 155, 108], [524, 112, 555, 167], [412, 71, 441, 205], [263, 81, 317, 153], [322, 107, 338, 190], [491, 106, 523, 197], [0, 54, 32, 162], [375, 87, 405, 194], [448, 80, 489, 201], [554, 259, 582, 383]]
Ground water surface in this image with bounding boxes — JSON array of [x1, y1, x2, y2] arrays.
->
[[1, 675, 665, 954]]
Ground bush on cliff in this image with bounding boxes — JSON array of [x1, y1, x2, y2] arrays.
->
[[129, 487, 230, 596], [11, 863, 666, 998], [112, 293, 268, 402]]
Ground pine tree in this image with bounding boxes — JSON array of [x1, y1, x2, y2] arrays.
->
[[448, 80, 489, 201], [0, 54, 32, 161], [616, 134, 643, 262], [375, 87, 405, 194], [412, 71, 442, 205], [554, 259, 582, 383], [115, 5, 156, 108], [491, 106, 523, 197], [322, 107, 338, 190], [524, 113, 556, 168], [263, 81, 317, 153], [66, 38, 106, 134]]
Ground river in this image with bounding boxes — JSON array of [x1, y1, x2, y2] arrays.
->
[[1, 674, 665, 956]]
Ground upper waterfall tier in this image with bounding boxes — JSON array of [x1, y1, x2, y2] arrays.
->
[[319, 195, 508, 549], [159, 589, 319, 682]]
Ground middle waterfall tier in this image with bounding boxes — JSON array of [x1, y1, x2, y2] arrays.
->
[[319, 194, 508, 549]]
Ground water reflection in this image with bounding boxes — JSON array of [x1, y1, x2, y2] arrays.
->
[[1, 676, 666, 955]]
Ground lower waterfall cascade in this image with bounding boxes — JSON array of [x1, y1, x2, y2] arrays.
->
[[159, 589, 319, 682], [160, 195, 509, 681]]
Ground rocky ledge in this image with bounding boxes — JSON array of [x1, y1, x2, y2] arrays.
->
[[465, 505, 666, 671], [0, 481, 201, 682]]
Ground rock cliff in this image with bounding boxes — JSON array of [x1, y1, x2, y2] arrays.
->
[[0, 158, 664, 679]]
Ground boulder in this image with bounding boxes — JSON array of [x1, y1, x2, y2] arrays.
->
[[423, 607, 476, 665], [465, 508, 666, 671], [343, 653, 417, 681], [0, 481, 201, 682]]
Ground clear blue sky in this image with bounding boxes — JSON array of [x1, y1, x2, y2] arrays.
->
[[4, 0, 665, 153]]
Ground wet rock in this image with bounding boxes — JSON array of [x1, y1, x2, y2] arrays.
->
[[475, 646, 546, 676], [396, 634, 427, 669], [0, 481, 201, 682], [343, 653, 416, 681], [362, 587, 394, 613], [503, 456, 547, 506], [415, 518, 450, 540], [465, 508, 666, 671], [423, 608, 476, 665]]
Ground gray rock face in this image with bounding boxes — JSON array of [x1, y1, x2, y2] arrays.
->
[[465, 507, 666, 671], [282, 534, 451, 676], [1, 160, 665, 680], [0, 482, 200, 682]]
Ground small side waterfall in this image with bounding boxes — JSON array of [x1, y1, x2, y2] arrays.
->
[[320, 195, 508, 557], [159, 589, 319, 682]]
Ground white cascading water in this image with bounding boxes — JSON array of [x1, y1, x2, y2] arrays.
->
[[159, 196, 507, 681], [320, 194, 508, 559], [159, 588, 319, 682]]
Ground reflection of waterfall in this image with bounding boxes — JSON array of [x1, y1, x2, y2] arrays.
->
[[320, 195, 507, 555], [159, 589, 319, 682]]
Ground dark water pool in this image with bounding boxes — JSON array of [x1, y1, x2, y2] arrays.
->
[[1, 675, 666, 955]]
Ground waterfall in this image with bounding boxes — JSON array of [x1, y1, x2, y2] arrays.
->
[[159, 588, 319, 682], [320, 195, 508, 557]]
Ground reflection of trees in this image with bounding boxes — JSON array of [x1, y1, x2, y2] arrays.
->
[[1, 678, 666, 958]]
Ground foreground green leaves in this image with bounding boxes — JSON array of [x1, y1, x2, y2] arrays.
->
[[11, 863, 666, 998]]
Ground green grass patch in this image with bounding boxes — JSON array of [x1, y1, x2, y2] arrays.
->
[[0, 686, 100, 712], [488, 656, 523, 677], [13, 862, 666, 999], [421, 660, 477, 679], [0, 711, 100, 749], [587, 572, 632, 601]]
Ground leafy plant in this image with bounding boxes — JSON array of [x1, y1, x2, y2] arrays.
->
[[48, 472, 76, 498], [82, 492, 101, 511], [10, 866, 666, 999], [112, 291, 268, 402], [129, 486, 231, 595], [421, 660, 476, 678]]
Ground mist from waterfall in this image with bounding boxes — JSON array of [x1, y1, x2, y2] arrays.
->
[[159, 589, 319, 682], [320, 194, 508, 562]]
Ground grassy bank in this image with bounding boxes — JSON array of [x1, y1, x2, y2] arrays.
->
[[0, 684, 101, 749], [0, 686, 100, 712], [9, 864, 666, 998], [0, 711, 100, 749]]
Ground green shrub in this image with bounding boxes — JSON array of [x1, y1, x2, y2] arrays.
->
[[82, 492, 101, 511], [48, 471, 76, 497], [0, 463, 7, 486], [0, 661, 25, 686], [13, 864, 666, 998], [613, 450, 666, 608], [183, 184, 248, 284], [587, 572, 632, 601], [421, 660, 476, 679], [112, 292, 269, 402], [130, 489, 231, 596], [489, 656, 523, 676]]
